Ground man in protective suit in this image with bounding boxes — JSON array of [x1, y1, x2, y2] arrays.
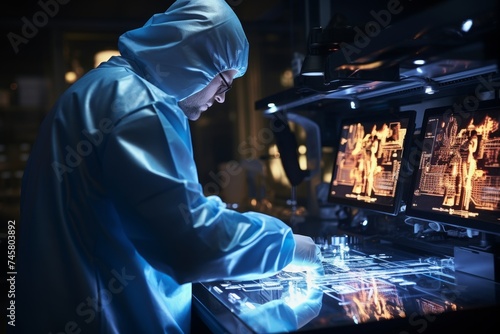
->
[[14, 0, 323, 333]]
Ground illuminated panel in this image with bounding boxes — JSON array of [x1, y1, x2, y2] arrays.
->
[[406, 100, 500, 235], [201, 245, 464, 333], [327, 111, 416, 215]]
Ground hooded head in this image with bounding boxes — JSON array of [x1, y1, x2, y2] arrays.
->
[[118, 0, 249, 102]]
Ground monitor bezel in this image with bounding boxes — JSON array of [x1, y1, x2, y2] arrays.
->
[[327, 109, 416, 216], [405, 99, 500, 236]]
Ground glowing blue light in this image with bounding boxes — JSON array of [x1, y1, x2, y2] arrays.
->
[[424, 85, 436, 95], [461, 19, 473, 32], [350, 98, 360, 109], [266, 102, 278, 113]]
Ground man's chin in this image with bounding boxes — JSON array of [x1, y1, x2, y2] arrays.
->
[[188, 111, 202, 121], [180, 107, 203, 121]]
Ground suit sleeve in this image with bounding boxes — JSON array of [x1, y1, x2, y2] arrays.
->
[[101, 107, 295, 284]]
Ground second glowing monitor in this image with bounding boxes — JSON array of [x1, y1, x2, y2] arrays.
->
[[406, 100, 500, 235]]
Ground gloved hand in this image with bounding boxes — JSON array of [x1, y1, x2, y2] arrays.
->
[[283, 234, 324, 276], [238, 285, 323, 332]]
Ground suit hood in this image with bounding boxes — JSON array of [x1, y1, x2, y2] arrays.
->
[[118, 0, 249, 101]]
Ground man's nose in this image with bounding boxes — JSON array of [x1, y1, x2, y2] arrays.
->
[[214, 92, 226, 103]]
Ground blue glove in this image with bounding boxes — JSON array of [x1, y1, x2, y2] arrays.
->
[[238, 284, 323, 332], [283, 234, 324, 276]]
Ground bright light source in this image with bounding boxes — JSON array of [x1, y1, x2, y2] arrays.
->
[[424, 85, 437, 94], [413, 59, 426, 65], [350, 97, 360, 109], [65, 71, 78, 83], [301, 71, 324, 77], [461, 19, 473, 32], [280, 69, 294, 87], [266, 102, 278, 113], [94, 50, 120, 68]]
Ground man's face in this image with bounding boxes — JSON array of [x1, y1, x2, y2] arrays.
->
[[178, 69, 238, 121]]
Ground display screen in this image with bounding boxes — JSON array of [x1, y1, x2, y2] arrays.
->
[[406, 100, 500, 235], [195, 241, 500, 334], [327, 111, 416, 215]]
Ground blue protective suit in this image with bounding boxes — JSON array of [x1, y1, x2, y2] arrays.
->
[[15, 1, 295, 333]]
